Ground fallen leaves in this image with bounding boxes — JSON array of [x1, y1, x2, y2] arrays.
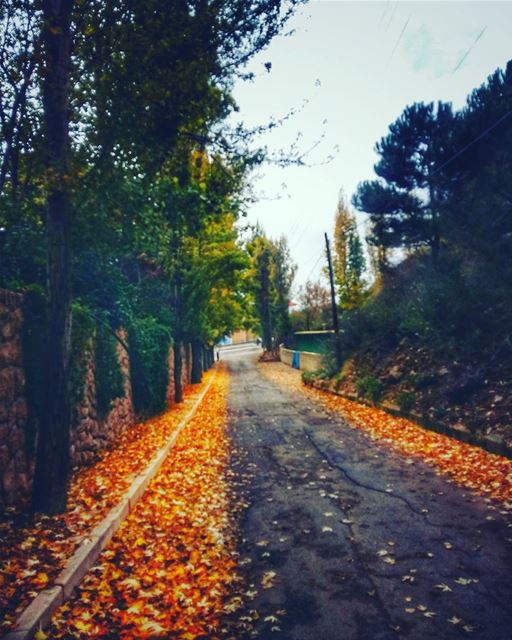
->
[[259, 362, 512, 506], [46, 368, 240, 639], [0, 371, 218, 634], [261, 570, 277, 590]]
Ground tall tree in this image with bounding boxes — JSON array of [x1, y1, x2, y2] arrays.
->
[[352, 102, 454, 260], [248, 231, 296, 349], [333, 194, 367, 309], [32, 0, 74, 514]]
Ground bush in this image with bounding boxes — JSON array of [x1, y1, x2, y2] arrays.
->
[[95, 322, 125, 418], [366, 377, 384, 404], [129, 317, 172, 416], [396, 391, 415, 414], [69, 302, 96, 418], [356, 376, 384, 404]]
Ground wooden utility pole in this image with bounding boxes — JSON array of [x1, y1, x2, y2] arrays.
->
[[324, 232, 342, 370]]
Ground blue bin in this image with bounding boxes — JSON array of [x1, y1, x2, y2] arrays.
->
[[292, 351, 300, 369]]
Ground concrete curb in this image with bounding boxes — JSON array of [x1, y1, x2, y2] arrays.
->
[[3, 369, 217, 640], [305, 379, 512, 461]]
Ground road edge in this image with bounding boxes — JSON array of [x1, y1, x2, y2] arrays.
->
[[3, 368, 218, 640], [304, 377, 512, 460]]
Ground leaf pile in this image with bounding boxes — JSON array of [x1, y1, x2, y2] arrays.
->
[[260, 362, 512, 505], [46, 367, 241, 639], [0, 377, 211, 633]]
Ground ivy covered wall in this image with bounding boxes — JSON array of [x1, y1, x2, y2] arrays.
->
[[0, 290, 193, 509]]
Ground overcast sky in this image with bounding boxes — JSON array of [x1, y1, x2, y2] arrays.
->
[[231, 0, 512, 292]]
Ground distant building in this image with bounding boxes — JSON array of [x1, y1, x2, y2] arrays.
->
[[230, 329, 258, 344]]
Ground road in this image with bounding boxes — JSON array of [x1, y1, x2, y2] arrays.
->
[[222, 347, 512, 640]]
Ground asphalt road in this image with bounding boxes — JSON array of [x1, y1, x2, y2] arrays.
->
[[223, 348, 512, 640]]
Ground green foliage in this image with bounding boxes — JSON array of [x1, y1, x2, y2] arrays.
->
[[129, 317, 173, 417], [356, 376, 384, 404], [94, 323, 125, 419], [248, 231, 296, 349], [333, 194, 367, 309], [412, 373, 438, 390], [396, 391, 415, 415], [69, 303, 96, 422], [352, 101, 454, 256], [301, 370, 315, 385]]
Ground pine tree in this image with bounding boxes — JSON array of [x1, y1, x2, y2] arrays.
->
[[352, 101, 454, 260]]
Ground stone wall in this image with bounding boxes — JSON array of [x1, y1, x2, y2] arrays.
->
[[0, 290, 31, 507], [0, 289, 194, 508], [71, 330, 135, 467]]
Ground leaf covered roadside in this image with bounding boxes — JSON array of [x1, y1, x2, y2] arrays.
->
[[0, 376, 212, 634], [260, 362, 512, 506], [45, 367, 242, 639]]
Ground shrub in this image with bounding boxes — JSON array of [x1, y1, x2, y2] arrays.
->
[[356, 376, 383, 404], [95, 322, 125, 418], [129, 317, 172, 416], [396, 391, 415, 414], [366, 377, 384, 404]]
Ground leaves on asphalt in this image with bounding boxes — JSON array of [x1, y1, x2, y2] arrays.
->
[[259, 363, 512, 506]]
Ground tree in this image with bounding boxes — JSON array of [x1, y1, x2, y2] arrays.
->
[[32, 0, 74, 515], [248, 231, 296, 349], [352, 102, 454, 260], [0, 0, 305, 513], [297, 279, 330, 330], [333, 194, 367, 309]]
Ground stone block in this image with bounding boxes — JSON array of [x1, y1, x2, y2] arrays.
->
[[126, 473, 150, 510], [55, 536, 102, 599], [0, 340, 21, 366], [14, 585, 63, 637], [0, 321, 17, 341], [91, 499, 129, 549], [8, 426, 25, 451], [0, 367, 15, 402], [13, 397, 27, 423]]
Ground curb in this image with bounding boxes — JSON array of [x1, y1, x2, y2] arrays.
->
[[305, 379, 512, 461], [4, 370, 217, 640]]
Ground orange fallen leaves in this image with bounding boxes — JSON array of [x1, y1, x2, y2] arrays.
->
[[47, 368, 239, 639], [260, 362, 512, 505], [0, 376, 213, 633]]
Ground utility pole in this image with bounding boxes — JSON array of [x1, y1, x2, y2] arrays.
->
[[324, 232, 342, 370]]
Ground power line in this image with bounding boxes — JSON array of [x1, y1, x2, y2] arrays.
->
[[452, 26, 487, 75], [388, 15, 411, 64], [360, 104, 512, 225], [303, 250, 325, 283], [430, 108, 512, 179]]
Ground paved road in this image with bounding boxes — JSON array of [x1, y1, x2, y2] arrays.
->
[[223, 350, 512, 640]]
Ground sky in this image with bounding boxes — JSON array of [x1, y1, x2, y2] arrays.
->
[[230, 1, 512, 292]]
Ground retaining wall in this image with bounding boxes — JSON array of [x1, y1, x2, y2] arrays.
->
[[0, 290, 31, 507], [0, 289, 193, 509], [279, 345, 324, 372]]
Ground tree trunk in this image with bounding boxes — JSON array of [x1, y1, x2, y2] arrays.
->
[[191, 339, 203, 384], [202, 346, 209, 371], [173, 339, 183, 403], [32, 0, 74, 515]]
